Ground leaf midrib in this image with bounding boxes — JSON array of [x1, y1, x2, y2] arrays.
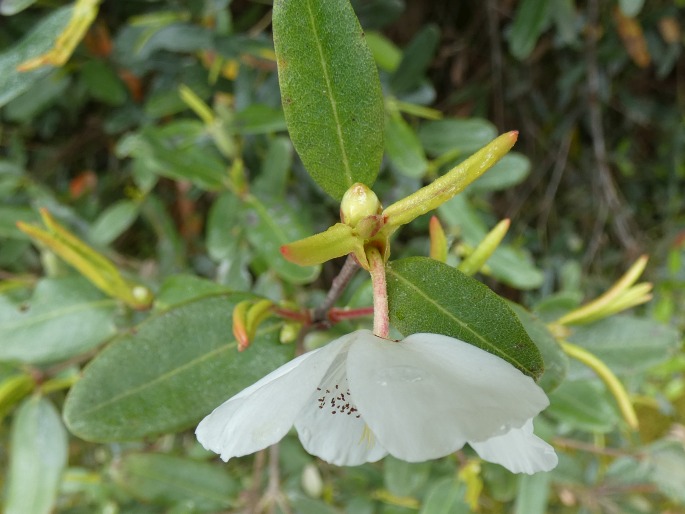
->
[[387, 266, 530, 373], [304, 0, 353, 187], [76, 324, 281, 417]]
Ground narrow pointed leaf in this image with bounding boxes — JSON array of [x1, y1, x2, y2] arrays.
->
[[64, 293, 291, 441], [4, 396, 68, 514], [386, 257, 543, 379], [273, 0, 384, 199]]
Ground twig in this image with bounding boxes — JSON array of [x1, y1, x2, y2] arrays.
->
[[311, 254, 360, 324], [537, 130, 573, 238], [296, 255, 361, 353]]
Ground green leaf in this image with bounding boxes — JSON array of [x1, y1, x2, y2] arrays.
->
[[89, 200, 139, 247], [547, 380, 619, 432], [365, 31, 401, 72], [618, 0, 645, 17], [390, 24, 440, 95], [418, 118, 497, 157], [273, 0, 385, 199], [385, 114, 428, 178], [0, 6, 72, 107], [567, 315, 680, 376], [384, 456, 431, 497], [386, 257, 544, 379], [113, 453, 237, 511], [206, 192, 244, 262], [0, 0, 38, 16], [154, 274, 232, 311], [509, 303, 568, 392], [0, 276, 117, 364], [420, 479, 470, 514], [4, 396, 68, 514], [230, 104, 287, 135], [513, 472, 551, 514], [63, 293, 291, 441], [252, 136, 293, 198], [4, 71, 70, 122], [116, 121, 228, 190], [467, 153, 531, 192], [243, 195, 320, 285], [81, 60, 128, 106], [508, 0, 551, 60]]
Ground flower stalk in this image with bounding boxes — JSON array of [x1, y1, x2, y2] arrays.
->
[[367, 246, 389, 339]]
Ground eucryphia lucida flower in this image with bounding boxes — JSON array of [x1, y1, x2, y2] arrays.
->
[[196, 330, 557, 474]]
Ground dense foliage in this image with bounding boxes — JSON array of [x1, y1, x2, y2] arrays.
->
[[0, 0, 684, 513]]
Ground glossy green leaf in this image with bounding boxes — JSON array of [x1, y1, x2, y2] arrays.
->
[[89, 200, 139, 247], [385, 114, 428, 178], [567, 315, 680, 376], [0, 276, 117, 364], [420, 479, 469, 514], [273, 0, 385, 199], [113, 453, 236, 511], [243, 195, 320, 285], [418, 118, 497, 157], [513, 472, 551, 514], [390, 24, 440, 95], [0, 6, 72, 107], [508, 0, 551, 60], [4, 396, 68, 514], [386, 257, 544, 379], [63, 293, 291, 441], [509, 303, 568, 392], [547, 380, 619, 432]]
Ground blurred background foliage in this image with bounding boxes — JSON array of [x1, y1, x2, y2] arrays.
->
[[0, 0, 684, 512]]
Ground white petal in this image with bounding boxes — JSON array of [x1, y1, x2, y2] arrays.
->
[[295, 339, 387, 466], [196, 334, 352, 461], [347, 332, 550, 462], [470, 419, 558, 474]]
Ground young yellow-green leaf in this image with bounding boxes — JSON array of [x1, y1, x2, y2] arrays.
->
[[273, 0, 384, 199], [4, 396, 68, 514], [386, 257, 543, 379], [113, 453, 237, 511], [63, 293, 291, 441]]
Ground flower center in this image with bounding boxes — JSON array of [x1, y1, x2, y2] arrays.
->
[[316, 384, 361, 418]]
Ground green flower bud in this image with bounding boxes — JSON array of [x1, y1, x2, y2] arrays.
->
[[340, 183, 381, 227]]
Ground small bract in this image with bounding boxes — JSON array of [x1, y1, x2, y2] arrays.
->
[[196, 330, 557, 474]]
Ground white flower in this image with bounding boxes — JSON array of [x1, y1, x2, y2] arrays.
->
[[196, 330, 557, 474]]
